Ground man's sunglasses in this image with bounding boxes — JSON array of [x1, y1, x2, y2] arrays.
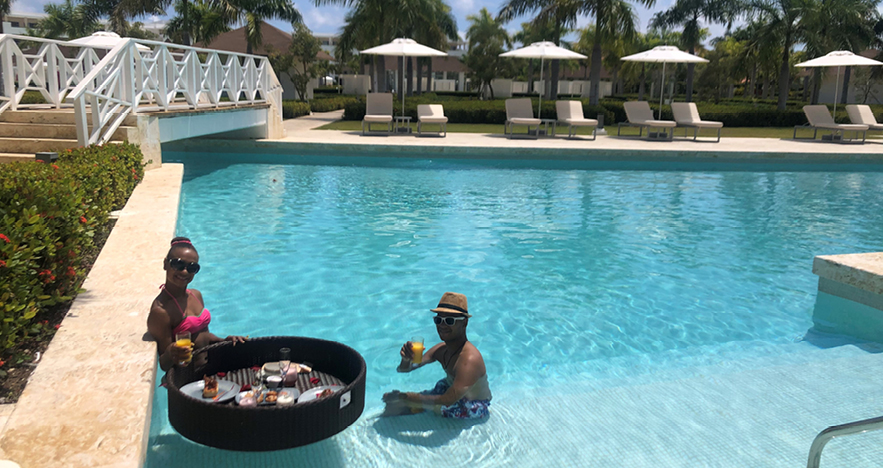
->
[[434, 316, 466, 326], [168, 258, 200, 274]]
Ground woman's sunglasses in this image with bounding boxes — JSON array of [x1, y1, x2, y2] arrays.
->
[[168, 257, 200, 274], [434, 316, 466, 326]]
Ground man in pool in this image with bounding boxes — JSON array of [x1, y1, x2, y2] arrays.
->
[[382, 292, 492, 419]]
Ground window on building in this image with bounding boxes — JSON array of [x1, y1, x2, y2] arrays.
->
[[10, 21, 20, 27]]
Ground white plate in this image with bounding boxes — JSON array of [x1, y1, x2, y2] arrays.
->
[[236, 388, 301, 406], [180, 379, 238, 403], [297, 385, 344, 403]]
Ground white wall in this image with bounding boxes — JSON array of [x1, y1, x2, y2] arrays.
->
[[342, 75, 370, 95]]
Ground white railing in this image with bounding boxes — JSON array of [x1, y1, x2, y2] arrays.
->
[[0, 34, 283, 146]]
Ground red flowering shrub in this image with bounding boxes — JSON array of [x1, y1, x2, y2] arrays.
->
[[0, 143, 145, 353]]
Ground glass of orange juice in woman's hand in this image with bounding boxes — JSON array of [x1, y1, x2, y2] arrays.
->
[[410, 336, 424, 365], [175, 331, 192, 365]]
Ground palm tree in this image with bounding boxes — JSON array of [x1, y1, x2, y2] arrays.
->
[[577, 22, 637, 96], [324, 0, 457, 94], [463, 7, 511, 98], [207, 0, 301, 54], [649, 0, 739, 102], [748, 0, 814, 110], [164, 0, 230, 45], [800, 0, 879, 104], [498, 0, 581, 101], [36, 0, 102, 39], [0, 0, 13, 34]]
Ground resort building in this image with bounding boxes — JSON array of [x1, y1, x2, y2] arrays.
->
[[2, 12, 45, 35]]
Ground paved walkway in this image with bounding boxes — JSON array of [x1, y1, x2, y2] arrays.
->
[[272, 110, 883, 160]]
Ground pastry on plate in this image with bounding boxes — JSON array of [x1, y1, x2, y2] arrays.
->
[[202, 375, 220, 398]]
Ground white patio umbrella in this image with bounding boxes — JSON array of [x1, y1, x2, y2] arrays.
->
[[500, 41, 588, 116], [621, 46, 708, 119], [360, 38, 447, 117], [68, 31, 151, 51], [796, 50, 883, 116]]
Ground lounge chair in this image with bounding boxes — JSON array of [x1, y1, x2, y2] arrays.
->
[[617, 101, 676, 140], [555, 101, 598, 140], [417, 104, 448, 137], [846, 105, 883, 134], [504, 98, 541, 139], [671, 102, 723, 142], [362, 93, 393, 135], [795, 105, 867, 144]]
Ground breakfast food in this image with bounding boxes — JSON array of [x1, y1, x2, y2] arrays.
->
[[202, 375, 219, 398], [265, 391, 278, 403], [318, 388, 335, 399]]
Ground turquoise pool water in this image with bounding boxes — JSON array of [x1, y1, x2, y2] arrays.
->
[[146, 152, 883, 467]]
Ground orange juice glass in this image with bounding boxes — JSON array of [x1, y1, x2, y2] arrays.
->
[[410, 336, 424, 364], [175, 331, 192, 365]]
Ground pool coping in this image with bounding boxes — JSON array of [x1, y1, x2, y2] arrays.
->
[[0, 164, 182, 467]]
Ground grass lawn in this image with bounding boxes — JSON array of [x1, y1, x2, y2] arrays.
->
[[314, 120, 807, 139]]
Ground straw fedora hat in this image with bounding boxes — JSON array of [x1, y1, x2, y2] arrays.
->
[[430, 292, 471, 317]]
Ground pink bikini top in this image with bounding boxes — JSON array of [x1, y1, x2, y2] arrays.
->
[[162, 286, 212, 335]]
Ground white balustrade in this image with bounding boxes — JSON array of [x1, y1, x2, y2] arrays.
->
[[0, 34, 283, 146]]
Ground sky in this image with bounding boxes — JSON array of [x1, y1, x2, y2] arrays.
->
[[17, 0, 731, 46]]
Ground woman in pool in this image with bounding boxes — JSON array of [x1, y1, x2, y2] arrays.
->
[[148, 237, 246, 371]]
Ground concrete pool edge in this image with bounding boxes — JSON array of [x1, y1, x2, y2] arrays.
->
[[0, 164, 182, 467], [812, 253, 883, 341], [163, 137, 883, 166]]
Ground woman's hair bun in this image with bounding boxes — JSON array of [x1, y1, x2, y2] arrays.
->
[[170, 237, 193, 246]]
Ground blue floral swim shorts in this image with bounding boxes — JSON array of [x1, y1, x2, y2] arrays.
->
[[421, 379, 490, 419]]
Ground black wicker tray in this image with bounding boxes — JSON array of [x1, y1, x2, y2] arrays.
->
[[166, 336, 366, 451]]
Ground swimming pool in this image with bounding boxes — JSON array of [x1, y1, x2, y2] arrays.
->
[[146, 152, 883, 467]]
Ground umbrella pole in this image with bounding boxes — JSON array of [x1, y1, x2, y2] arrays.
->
[[401, 54, 406, 119], [538, 57, 544, 117], [833, 66, 841, 118], [659, 61, 666, 120]]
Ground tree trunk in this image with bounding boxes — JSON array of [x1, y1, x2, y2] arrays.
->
[[840, 66, 851, 104], [369, 56, 376, 92], [398, 56, 404, 99], [762, 73, 770, 100], [811, 68, 821, 104], [746, 63, 756, 98], [527, 59, 534, 93], [376, 55, 386, 92], [407, 57, 413, 96], [427, 59, 434, 92], [416, 58, 423, 94], [686, 45, 696, 102], [583, 59, 588, 79], [776, 33, 791, 110], [612, 67, 619, 95], [359, 56, 365, 75], [182, 0, 191, 46], [589, 14, 603, 105], [802, 75, 809, 101], [550, 59, 559, 100], [638, 63, 646, 100]]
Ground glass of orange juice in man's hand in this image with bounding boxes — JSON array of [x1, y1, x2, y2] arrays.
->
[[410, 336, 424, 365], [175, 331, 192, 366]]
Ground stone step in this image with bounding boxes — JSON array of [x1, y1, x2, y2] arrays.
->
[[0, 122, 131, 141], [0, 110, 137, 126], [0, 152, 35, 164], [0, 122, 126, 140], [0, 137, 80, 154]]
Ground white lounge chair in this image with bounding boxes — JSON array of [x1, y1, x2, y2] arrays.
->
[[795, 105, 867, 144], [617, 101, 677, 140], [846, 105, 883, 133], [417, 104, 448, 137], [555, 101, 598, 140], [362, 93, 393, 135], [504, 98, 541, 139], [671, 102, 723, 142]]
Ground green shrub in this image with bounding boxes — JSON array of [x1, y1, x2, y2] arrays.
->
[[282, 101, 311, 119], [309, 96, 359, 113], [0, 144, 145, 354], [19, 91, 47, 105]]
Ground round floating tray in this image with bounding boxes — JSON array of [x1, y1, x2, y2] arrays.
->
[[166, 336, 366, 451]]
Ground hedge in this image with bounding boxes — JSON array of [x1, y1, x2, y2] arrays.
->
[[0, 143, 145, 354], [309, 96, 359, 113], [282, 101, 311, 119]]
